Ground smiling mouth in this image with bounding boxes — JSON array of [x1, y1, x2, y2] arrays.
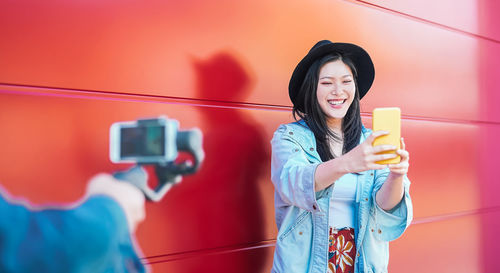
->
[[328, 99, 346, 106]]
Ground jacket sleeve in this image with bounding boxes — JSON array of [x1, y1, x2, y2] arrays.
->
[[370, 168, 413, 242], [0, 193, 145, 273], [271, 125, 321, 212]]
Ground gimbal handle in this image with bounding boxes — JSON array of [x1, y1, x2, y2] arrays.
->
[[176, 128, 205, 174], [113, 128, 204, 202], [112, 162, 186, 202]]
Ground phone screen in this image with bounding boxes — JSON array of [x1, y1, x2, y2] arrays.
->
[[120, 126, 165, 157]]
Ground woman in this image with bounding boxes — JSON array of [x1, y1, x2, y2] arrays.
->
[[270, 40, 413, 273]]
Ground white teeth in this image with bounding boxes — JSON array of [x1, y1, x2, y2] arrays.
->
[[329, 100, 345, 105]]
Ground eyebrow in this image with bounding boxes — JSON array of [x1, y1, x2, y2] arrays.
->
[[319, 75, 353, 80]]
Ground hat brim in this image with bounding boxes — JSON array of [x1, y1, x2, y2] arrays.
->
[[289, 42, 375, 113]]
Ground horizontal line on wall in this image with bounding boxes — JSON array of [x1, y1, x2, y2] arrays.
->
[[1, 82, 500, 126], [142, 240, 276, 265], [413, 206, 500, 225], [372, 113, 500, 126], [0, 82, 291, 112], [140, 205, 500, 264], [344, 0, 500, 44]]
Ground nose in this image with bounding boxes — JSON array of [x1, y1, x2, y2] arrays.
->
[[329, 83, 340, 95]]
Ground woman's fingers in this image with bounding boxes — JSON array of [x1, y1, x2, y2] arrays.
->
[[356, 133, 410, 172], [388, 146, 410, 174], [372, 144, 397, 154], [396, 138, 409, 162], [388, 167, 406, 175], [388, 167, 402, 173], [368, 162, 388, 170], [396, 149, 409, 161], [388, 160, 409, 168], [368, 153, 398, 164], [368, 130, 389, 144]]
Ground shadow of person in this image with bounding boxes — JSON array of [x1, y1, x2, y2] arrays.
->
[[164, 52, 269, 273]]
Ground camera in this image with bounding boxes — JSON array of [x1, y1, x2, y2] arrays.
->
[[110, 117, 178, 164], [109, 116, 204, 201]]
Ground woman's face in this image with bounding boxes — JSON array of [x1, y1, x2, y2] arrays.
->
[[316, 59, 356, 127]]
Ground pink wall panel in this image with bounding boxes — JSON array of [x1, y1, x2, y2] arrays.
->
[[1, 0, 499, 123], [146, 246, 274, 273], [1, 85, 493, 270], [355, 0, 500, 41], [477, 1, 500, 271], [1, 0, 499, 271], [361, 117, 482, 219], [478, 119, 500, 272], [389, 212, 492, 273], [0, 87, 282, 272]]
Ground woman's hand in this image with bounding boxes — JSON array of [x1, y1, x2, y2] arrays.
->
[[388, 138, 410, 176], [375, 138, 409, 211], [315, 131, 403, 192], [342, 130, 398, 173]]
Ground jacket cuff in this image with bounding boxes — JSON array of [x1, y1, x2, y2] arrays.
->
[[371, 177, 412, 241], [308, 163, 322, 212]]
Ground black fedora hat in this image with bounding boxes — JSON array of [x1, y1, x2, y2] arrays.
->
[[289, 40, 375, 113]]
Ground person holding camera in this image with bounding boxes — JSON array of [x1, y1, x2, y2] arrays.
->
[[270, 40, 413, 273], [0, 174, 147, 273]]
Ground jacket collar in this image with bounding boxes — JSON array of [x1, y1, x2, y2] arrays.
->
[[295, 119, 371, 145]]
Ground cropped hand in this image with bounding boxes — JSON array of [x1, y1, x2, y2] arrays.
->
[[388, 138, 410, 176], [342, 130, 398, 173], [86, 173, 146, 233]]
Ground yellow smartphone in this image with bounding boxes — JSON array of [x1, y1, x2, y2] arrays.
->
[[372, 107, 401, 164]]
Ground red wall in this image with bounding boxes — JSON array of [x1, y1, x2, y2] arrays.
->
[[0, 0, 499, 272]]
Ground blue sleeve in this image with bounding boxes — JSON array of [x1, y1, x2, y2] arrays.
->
[[0, 194, 145, 273], [370, 168, 413, 241], [271, 125, 321, 212]]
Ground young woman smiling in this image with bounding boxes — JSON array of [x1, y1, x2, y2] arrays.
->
[[270, 40, 413, 273]]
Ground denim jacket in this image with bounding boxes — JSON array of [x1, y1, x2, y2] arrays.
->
[[270, 120, 412, 273]]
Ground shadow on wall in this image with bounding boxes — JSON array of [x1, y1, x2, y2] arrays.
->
[[165, 51, 270, 272]]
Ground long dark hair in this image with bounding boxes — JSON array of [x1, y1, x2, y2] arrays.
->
[[292, 53, 362, 161]]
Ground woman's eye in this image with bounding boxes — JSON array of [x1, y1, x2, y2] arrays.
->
[[343, 80, 352, 84], [321, 82, 332, 85]]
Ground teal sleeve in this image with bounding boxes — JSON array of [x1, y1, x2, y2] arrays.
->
[[0, 194, 145, 273], [270, 125, 322, 212], [371, 169, 413, 242]]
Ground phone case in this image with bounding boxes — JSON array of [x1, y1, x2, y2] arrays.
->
[[372, 107, 401, 164]]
